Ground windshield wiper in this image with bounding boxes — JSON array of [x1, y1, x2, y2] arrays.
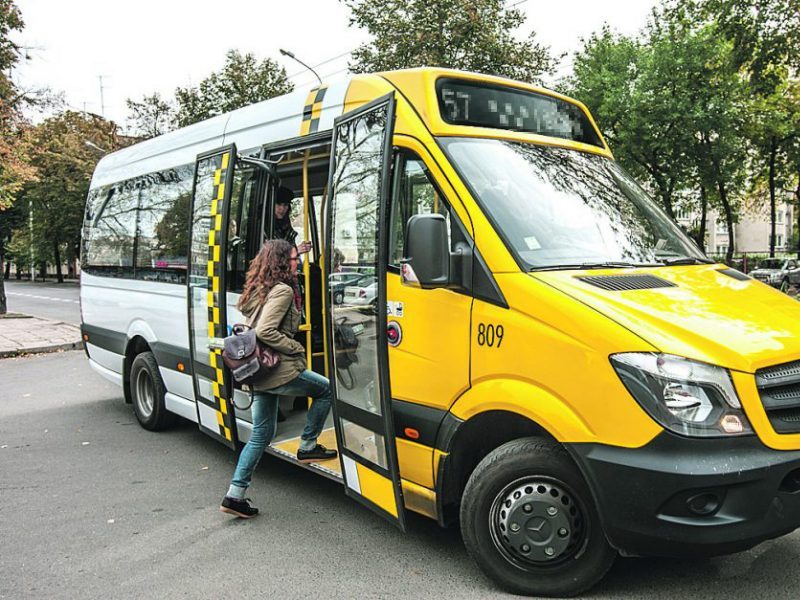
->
[[530, 261, 644, 272], [658, 257, 715, 266]]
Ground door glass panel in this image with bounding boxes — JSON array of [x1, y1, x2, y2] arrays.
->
[[341, 419, 387, 469], [187, 148, 237, 449], [328, 96, 404, 529], [189, 156, 219, 364], [389, 156, 452, 267], [226, 165, 257, 293], [329, 108, 387, 417]]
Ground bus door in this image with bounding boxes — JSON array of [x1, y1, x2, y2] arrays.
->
[[326, 94, 406, 530], [187, 145, 239, 450]]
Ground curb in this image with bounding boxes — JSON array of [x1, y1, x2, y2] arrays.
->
[[0, 316, 84, 359], [0, 339, 84, 359]]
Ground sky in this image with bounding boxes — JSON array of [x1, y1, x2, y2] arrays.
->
[[13, 0, 658, 129]]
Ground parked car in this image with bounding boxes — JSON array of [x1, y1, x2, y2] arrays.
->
[[750, 258, 800, 291], [343, 277, 378, 313], [329, 272, 369, 305]]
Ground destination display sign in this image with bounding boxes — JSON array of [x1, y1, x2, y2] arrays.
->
[[436, 79, 603, 147]]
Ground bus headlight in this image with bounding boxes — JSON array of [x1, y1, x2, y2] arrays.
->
[[611, 353, 753, 437]]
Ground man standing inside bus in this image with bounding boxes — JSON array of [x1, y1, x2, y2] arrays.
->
[[273, 186, 312, 256]]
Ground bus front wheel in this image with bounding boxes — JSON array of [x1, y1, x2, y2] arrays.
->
[[460, 437, 616, 597], [130, 351, 175, 431]]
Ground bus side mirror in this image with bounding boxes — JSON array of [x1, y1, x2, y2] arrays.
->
[[402, 214, 451, 289]]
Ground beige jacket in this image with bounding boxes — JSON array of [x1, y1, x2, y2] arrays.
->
[[238, 282, 306, 390]]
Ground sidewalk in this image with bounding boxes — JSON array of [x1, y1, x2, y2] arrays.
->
[[0, 313, 83, 358]]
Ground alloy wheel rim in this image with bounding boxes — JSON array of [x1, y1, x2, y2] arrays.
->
[[135, 369, 155, 417], [489, 476, 586, 569]]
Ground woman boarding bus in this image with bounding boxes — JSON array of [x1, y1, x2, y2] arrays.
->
[[81, 67, 800, 596]]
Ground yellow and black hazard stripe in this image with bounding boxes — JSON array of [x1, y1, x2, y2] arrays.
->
[[207, 152, 232, 442], [300, 85, 328, 136]]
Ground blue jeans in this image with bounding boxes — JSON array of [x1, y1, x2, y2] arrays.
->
[[227, 369, 332, 499]]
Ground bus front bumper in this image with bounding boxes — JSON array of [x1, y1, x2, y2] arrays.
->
[[569, 432, 800, 557]]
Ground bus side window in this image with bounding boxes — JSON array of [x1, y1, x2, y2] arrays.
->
[[389, 153, 452, 267], [227, 165, 258, 293], [83, 183, 138, 278]]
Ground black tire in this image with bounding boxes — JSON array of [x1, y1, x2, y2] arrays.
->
[[130, 351, 176, 431], [781, 278, 790, 293], [460, 437, 616, 597]]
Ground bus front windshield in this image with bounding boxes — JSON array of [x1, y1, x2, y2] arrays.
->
[[440, 138, 706, 270]]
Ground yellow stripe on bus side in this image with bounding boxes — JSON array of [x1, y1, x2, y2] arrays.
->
[[355, 463, 398, 518]]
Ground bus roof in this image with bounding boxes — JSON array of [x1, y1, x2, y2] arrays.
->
[[90, 68, 607, 189]]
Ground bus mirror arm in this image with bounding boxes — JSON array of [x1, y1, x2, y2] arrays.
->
[[450, 241, 473, 292], [236, 154, 278, 178]]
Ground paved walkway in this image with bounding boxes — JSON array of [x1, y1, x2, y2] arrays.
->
[[0, 313, 82, 358]]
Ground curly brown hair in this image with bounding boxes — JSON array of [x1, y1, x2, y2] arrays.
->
[[238, 239, 297, 309]]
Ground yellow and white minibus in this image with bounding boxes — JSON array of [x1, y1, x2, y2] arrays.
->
[[81, 68, 800, 596]]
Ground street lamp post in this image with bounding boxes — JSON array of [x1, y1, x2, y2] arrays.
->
[[29, 198, 34, 282]]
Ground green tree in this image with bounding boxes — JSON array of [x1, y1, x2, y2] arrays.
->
[[126, 92, 176, 138], [567, 27, 695, 220], [568, 2, 751, 261], [0, 0, 36, 313], [0, 0, 34, 209], [650, 4, 750, 263], [344, 0, 556, 83], [709, 0, 800, 93], [707, 0, 800, 257], [175, 50, 294, 127]]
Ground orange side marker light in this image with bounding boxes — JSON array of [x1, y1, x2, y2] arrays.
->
[[404, 427, 420, 440]]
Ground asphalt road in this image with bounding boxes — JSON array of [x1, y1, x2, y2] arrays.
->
[[4, 287, 800, 599], [2, 350, 800, 600], [3, 280, 81, 324]]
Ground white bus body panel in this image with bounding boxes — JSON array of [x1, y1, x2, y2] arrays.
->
[[88, 356, 123, 387], [82, 78, 351, 421], [85, 342, 123, 374]]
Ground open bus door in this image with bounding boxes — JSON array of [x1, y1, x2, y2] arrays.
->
[[326, 94, 406, 530], [187, 145, 239, 450]]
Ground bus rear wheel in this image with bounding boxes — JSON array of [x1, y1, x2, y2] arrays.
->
[[130, 351, 175, 431], [460, 437, 616, 597]]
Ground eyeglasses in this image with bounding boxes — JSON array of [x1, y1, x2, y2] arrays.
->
[[289, 255, 299, 262]]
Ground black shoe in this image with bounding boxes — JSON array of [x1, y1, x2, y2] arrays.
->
[[297, 443, 338, 463], [219, 496, 259, 518]]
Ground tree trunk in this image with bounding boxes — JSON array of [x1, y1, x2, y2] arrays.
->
[[769, 137, 777, 257], [0, 239, 6, 314], [718, 179, 735, 264], [4, 260, 10, 280], [796, 177, 800, 260], [53, 241, 63, 284], [697, 184, 708, 252], [653, 173, 675, 219]]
